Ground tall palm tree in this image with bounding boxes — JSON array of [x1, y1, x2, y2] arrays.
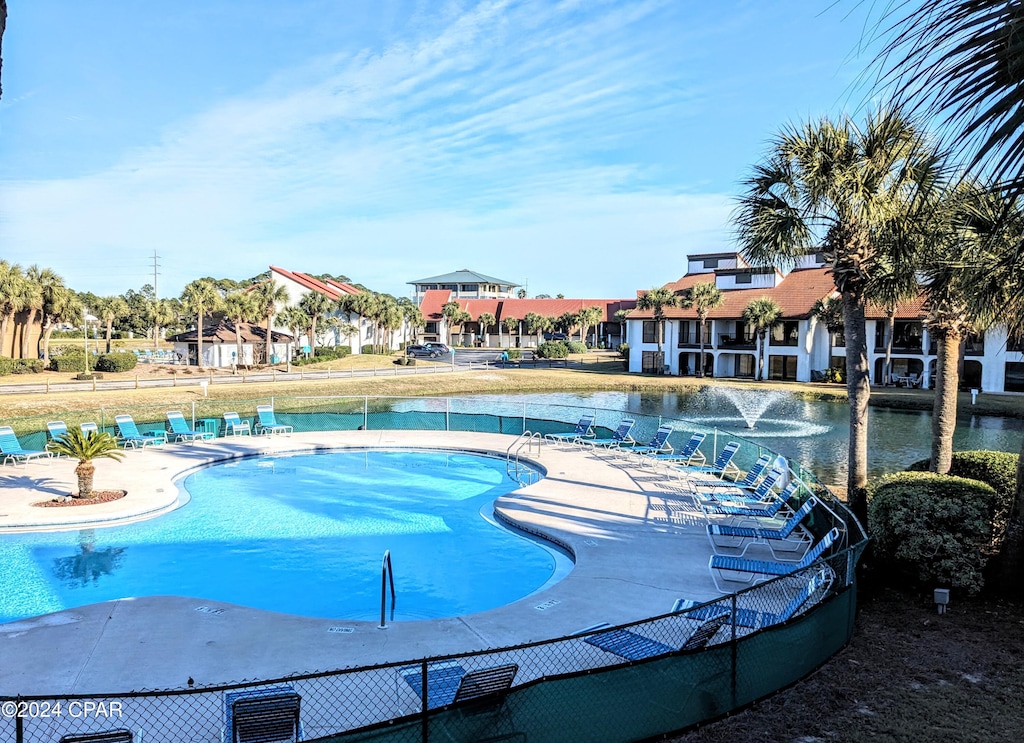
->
[[502, 316, 519, 347], [742, 297, 783, 381], [41, 282, 81, 365], [872, 1, 1024, 592], [181, 279, 222, 368], [298, 291, 333, 356], [477, 312, 497, 346], [276, 305, 309, 365], [614, 309, 630, 349], [0, 260, 26, 357], [688, 282, 723, 377], [636, 287, 682, 364], [524, 312, 553, 348], [811, 295, 844, 373], [96, 295, 129, 354], [48, 428, 125, 499], [577, 306, 604, 347], [735, 110, 941, 520], [398, 297, 423, 346], [252, 281, 289, 363], [223, 291, 258, 368], [441, 301, 467, 347], [19, 266, 49, 359], [379, 296, 403, 351], [557, 311, 578, 339], [148, 299, 178, 351]]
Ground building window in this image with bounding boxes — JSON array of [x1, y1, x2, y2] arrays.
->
[[769, 355, 798, 380], [441, 284, 458, 291], [734, 272, 752, 285], [736, 355, 755, 378], [678, 321, 692, 346], [425, 322, 438, 334], [771, 321, 800, 346], [1006, 362, 1024, 392], [814, 252, 826, 264], [642, 321, 658, 344], [641, 351, 665, 373], [703, 258, 720, 269], [460, 284, 478, 292]]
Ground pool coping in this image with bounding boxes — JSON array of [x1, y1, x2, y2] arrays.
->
[[1, 430, 724, 697]]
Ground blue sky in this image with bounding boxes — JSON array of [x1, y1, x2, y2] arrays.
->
[[0, 0, 883, 301]]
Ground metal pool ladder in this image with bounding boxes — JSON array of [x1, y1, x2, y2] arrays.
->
[[506, 430, 542, 486], [379, 550, 396, 629]]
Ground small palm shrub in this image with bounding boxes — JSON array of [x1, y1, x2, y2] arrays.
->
[[868, 471, 998, 595], [537, 341, 570, 359], [618, 342, 630, 359], [48, 428, 126, 499], [565, 340, 588, 354], [507, 349, 522, 360]]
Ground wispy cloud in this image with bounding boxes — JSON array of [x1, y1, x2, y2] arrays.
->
[[1, 0, 732, 297]]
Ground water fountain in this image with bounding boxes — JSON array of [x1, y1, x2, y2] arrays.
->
[[712, 388, 790, 429], [679, 387, 831, 439]]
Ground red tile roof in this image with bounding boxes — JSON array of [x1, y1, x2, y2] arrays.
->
[[270, 267, 362, 301]]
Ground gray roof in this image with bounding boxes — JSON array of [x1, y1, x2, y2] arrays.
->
[[408, 269, 520, 287]]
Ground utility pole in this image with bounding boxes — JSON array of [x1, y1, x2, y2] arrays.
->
[[152, 249, 160, 301]]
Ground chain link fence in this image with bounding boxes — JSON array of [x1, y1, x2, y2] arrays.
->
[[2, 397, 867, 742]]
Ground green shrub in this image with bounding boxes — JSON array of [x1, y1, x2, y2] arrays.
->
[[0, 357, 44, 375], [618, 342, 630, 359], [94, 352, 138, 373], [50, 351, 90, 372], [293, 346, 352, 366], [907, 450, 1018, 551], [565, 340, 587, 354], [537, 341, 570, 359], [507, 349, 522, 360], [868, 471, 998, 595], [823, 367, 844, 383], [360, 344, 375, 355]]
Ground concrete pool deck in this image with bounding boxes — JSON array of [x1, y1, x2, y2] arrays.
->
[[1, 431, 726, 697]]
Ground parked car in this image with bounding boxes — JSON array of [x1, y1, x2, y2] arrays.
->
[[405, 343, 451, 358], [543, 332, 569, 341]]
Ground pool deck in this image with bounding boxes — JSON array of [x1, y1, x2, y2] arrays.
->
[[1, 431, 725, 697]]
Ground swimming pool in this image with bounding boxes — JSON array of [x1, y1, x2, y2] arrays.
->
[[0, 450, 567, 624]]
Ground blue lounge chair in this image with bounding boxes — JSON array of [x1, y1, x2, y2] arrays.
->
[[701, 481, 801, 519], [673, 441, 741, 482], [400, 662, 518, 710], [709, 527, 840, 591], [255, 405, 293, 435], [81, 422, 99, 436], [46, 421, 70, 455], [697, 467, 785, 507], [114, 414, 167, 449], [674, 563, 835, 631], [695, 453, 772, 493], [165, 410, 213, 442], [584, 613, 728, 661], [585, 419, 636, 449], [59, 730, 134, 743], [223, 412, 252, 436], [544, 414, 596, 445], [629, 424, 675, 456], [645, 431, 707, 466], [0, 426, 53, 466], [706, 497, 819, 559]]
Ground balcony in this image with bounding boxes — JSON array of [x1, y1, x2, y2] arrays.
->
[[677, 333, 708, 348], [717, 334, 755, 350]]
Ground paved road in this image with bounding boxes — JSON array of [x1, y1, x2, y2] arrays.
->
[[0, 350, 584, 395]]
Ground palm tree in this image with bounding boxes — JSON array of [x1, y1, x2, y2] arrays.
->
[[378, 295, 403, 351], [148, 299, 178, 351], [276, 305, 309, 365], [298, 292, 333, 356], [742, 297, 783, 381], [735, 110, 940, 520], [502, 316, 519, 348], [871, 0, 1024, 594], [524, 313, 553, 348], [398, 297, 423, 346], [96, 295, 129, 354], [0, 260, 26, 356], [252, 281, 289, 363], [687, 282, 723, 377], [181, 279, 222, 368], [636, 287, 682, 364], [48, 428, 125, 499], [19, 266, 49, 359], [811, 295, 844, 373], [41, 282, 80, 365], [557, 311, 578, 339], [614, 309, 630, 349], [222, 291, 258, 368], [577, 306, 603, 347], [441, 301, 465, 347], [477, 312, 496, 347]]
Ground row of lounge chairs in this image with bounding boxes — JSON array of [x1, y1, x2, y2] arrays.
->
[[544, 415, 844, 599], [1, 407, 295, 465]]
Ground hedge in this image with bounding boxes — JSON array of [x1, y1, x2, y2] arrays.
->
[[94, 352, 138, 373], [536, 341, 570, 359], [292, 346, 353, 366], [565, 340, 587, 354], [868, 471, 998, 595], [907, 450, 1018, 550], [0, 357, 45, 375], [50, 353, 89, 372]]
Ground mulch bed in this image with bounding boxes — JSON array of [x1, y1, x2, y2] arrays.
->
[[33, 490, 127, 507]]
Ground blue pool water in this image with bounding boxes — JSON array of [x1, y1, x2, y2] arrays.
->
[[0, 450, 564, 624]]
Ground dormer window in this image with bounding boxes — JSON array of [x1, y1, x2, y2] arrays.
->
[[735, 272, 752, 284], [703, 258, 720, 269]]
